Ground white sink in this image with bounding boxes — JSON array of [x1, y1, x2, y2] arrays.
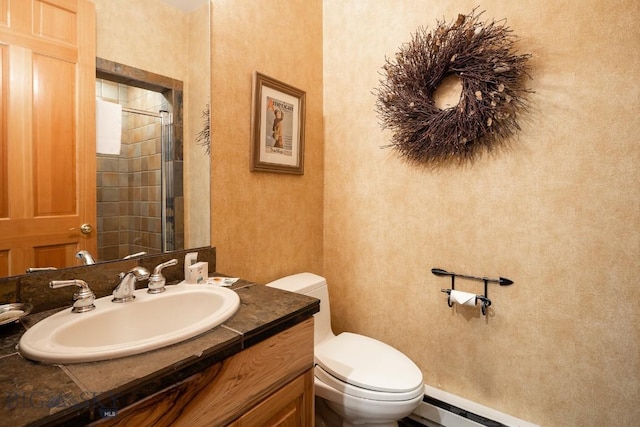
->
[[18, 283, 240, 364]]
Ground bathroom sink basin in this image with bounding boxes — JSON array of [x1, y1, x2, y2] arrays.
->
[[18, 284, 240, 364]]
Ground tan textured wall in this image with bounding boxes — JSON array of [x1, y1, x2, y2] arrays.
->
[[209, 0, 324, 283], [94, 0, 187, 80], [324, 1, 639, 426]]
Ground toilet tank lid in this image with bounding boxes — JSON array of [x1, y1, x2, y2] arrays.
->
[[265, 272, 326, 294], [315, 332, 423, 393]]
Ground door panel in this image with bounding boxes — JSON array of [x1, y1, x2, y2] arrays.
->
[[0, 44, 7, 218], [33, 0, 78, 45], [34, 243, 77, 268], [0, 0, 7, 27], [0, 250, 7, 277], [33, 53, 76, 216]]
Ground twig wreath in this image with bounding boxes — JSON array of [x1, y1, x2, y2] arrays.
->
[[374, 9, 532, 165]]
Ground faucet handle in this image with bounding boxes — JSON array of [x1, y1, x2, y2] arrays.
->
[[26, 267, 57, 273], [148, 259, 178, 294], [50, 279, 96, 313], [123, 251, 147, 260]]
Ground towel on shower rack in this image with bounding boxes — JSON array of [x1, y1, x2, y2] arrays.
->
[[96, 99, 122, 155]]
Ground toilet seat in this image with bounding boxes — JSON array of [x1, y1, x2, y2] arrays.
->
[[315, 364, 424, 402], [314, 332, 423, 401]]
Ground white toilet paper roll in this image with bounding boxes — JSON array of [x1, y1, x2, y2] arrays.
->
[[450, 290, 477, 306]]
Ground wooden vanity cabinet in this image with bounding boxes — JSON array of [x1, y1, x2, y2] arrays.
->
[[91, 318, 315, 427]]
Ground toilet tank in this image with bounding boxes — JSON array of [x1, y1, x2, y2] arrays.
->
[[265, 272, 334, 345]]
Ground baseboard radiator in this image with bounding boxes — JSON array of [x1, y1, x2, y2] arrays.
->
[[409, 385, 539, 427]]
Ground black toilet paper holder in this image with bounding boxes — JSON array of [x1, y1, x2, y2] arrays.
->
[[432, 268, 514, 315]]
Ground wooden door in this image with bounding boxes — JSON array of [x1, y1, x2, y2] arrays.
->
[[0, 0, 96, 276]]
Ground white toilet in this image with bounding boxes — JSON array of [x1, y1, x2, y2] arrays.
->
[[266, 272, 424, 427]]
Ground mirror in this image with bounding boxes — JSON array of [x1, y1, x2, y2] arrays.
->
[[0, 0, 211, 278], [92, 0, 211, 263]]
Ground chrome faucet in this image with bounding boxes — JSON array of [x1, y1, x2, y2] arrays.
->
[[76, 250, 96, 265], [112, 266, 150, 303], [148, 259, 178, 294], [50, 279, 96, 313]]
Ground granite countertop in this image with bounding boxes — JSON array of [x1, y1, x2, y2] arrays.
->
[[0, 279, 319, 427]]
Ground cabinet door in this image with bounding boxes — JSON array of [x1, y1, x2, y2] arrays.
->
[[229, 369, 314, 427], [0, 0, 96, 275]]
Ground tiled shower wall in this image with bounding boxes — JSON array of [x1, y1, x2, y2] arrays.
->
[[96, 79, 167, 261]]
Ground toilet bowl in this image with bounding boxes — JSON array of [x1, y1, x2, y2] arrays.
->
[[266, 272, 423, 427]]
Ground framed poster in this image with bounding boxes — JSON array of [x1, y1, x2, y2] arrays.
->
[[251, 72, 306, 174]]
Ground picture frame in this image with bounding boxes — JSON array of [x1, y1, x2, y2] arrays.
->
[[251, 72, 306, 174]]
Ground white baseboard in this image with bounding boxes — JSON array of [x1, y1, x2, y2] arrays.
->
[[409, 385, 539, 427]]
